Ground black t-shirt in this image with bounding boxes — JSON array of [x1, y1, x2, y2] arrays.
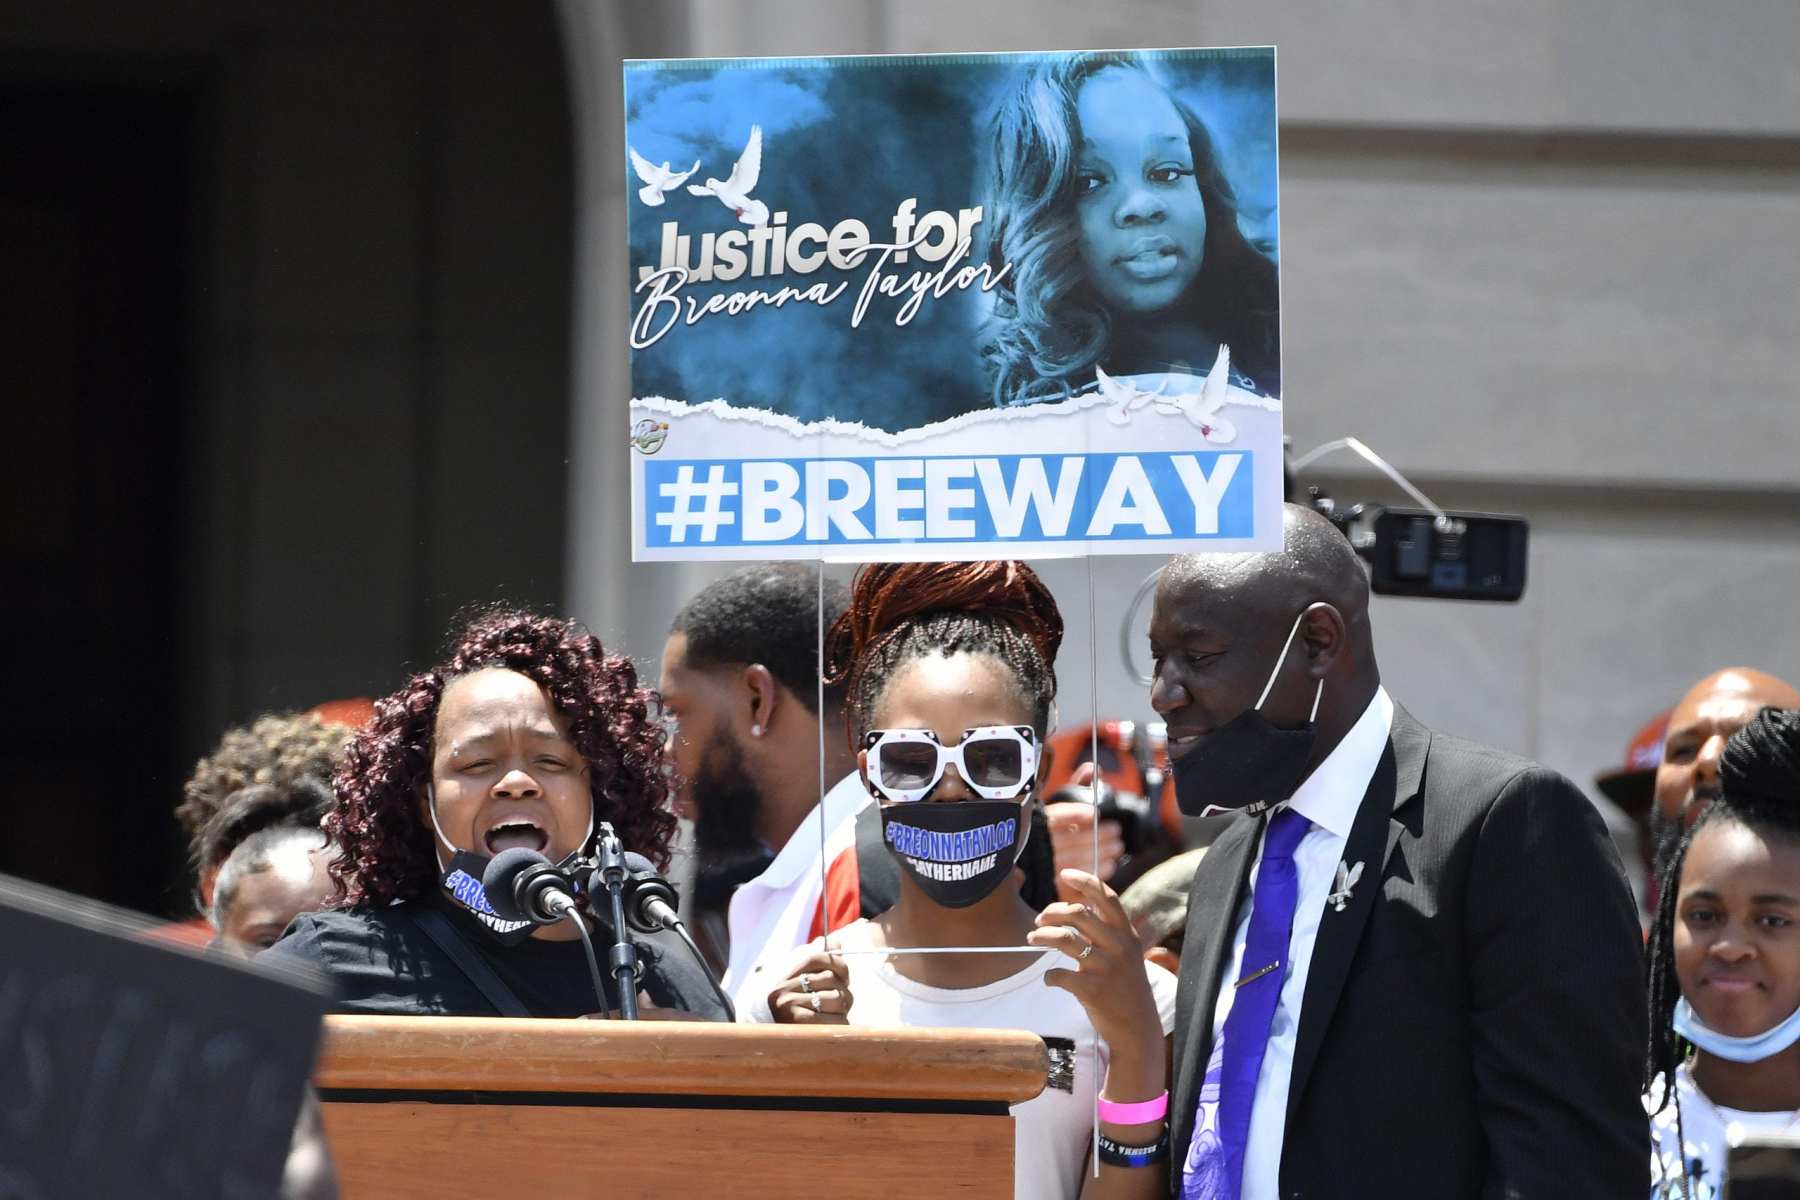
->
[[260, 891, 729, 1020]]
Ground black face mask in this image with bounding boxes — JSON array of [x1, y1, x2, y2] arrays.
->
[[441, 850, 538, 945], [881, 798, 1030, 909], [429, 786, 593, 946], [1172, 608, 1323, 817]]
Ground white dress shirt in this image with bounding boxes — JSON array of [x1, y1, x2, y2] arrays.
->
[[1209, 686, 1393, 1200], [720, 772, 869, 1004]]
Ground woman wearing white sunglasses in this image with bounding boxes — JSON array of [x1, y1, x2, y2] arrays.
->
[[740, 560, 1176, 1200]]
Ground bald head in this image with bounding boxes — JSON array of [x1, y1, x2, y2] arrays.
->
[[1655, 667, 1800, 828], [1149, 504, 1380, 776], [1164, 503, 1371, 630]]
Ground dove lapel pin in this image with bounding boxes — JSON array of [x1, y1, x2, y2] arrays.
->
[[1327, 860, 1364, 913]]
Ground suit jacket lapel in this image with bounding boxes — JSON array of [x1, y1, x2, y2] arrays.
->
[[1171, 811, 1261, 1160], [1283, 704, 1431, 1127]]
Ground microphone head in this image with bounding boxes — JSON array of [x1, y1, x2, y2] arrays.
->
[[482, 848, 552, 923], [618, 854, 681, 933]]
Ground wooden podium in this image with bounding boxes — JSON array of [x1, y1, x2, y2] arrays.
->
[[314, 1016, 1047, 1198]]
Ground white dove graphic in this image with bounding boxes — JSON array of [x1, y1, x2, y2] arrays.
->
[[1092, 343, 1238, 443], [1097, 367, 1165, 426], [1172, 343, 1238, 443], [627, 146, 699, 207], [687, 125, 769, 227]]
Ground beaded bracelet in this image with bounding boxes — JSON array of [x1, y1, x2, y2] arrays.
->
[[1096, 1089, 1169, 1125], [1097, 1131, 1170, 1169]]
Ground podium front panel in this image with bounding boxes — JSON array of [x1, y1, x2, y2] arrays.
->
[[314, 1017, 1046, 1199], [320, 1103, 1012, 1197]]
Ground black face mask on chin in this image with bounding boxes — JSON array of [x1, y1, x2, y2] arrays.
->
[[1171, 608, 1323, 818], [428, 785, 594, 946]]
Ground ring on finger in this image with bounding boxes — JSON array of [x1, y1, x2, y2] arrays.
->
[[809, 992, 823, 1012], [799, 974, 814, 994], [1077, 937, 1095, 961]]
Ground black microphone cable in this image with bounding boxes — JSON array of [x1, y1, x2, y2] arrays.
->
[[561, 906, 612, 1021], [620, 851, 735, 1021], [666, 919, 733, 1022], [482, 847, 613, 1019]]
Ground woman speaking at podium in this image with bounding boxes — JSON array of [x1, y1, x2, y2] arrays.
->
[[740, 561, 1178, 1199], [263, 606, 727, 1020]]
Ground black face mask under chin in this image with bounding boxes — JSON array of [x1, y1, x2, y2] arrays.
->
[[1172, 609, 1323, 817], [428, 786, 594, 946]]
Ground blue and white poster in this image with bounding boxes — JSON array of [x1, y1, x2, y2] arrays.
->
[[623, 47, 1282, 561]]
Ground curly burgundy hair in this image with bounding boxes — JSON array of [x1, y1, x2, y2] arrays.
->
[[326, 606, 675, 908]]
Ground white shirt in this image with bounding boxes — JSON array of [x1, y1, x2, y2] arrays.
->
[[1209, 686, 1393, 1200], [743, 920, 1179, 1200], [1648, 1065, 1800, 1199], [721, 772, 868, 1006]]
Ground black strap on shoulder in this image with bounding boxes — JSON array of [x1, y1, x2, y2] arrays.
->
[[853, 801, 900, 919], [408, 906, 531, 1018]]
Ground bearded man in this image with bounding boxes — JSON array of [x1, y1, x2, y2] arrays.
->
[[660, 565, 866, 1005]]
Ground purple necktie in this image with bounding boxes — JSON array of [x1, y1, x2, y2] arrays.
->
[[1182, 807, 1311, 1200]]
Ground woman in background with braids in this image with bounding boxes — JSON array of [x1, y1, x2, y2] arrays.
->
[[739, 560, 1176, 1200], [1646, 706, 1800, 1199]]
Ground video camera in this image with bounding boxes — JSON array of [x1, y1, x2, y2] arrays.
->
[[1290, 437, 1528, 603], [1306, 495, 1528, 602]]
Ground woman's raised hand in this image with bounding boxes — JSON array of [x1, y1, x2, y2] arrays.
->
[[1028, 868, 1164, 1064], [767, 948, 853, 1024]]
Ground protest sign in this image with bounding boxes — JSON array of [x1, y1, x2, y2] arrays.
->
[[623, 47, 1282, 561], [0, 874, 330, 1198]]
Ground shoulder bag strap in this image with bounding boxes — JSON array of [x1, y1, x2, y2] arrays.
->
[[853, 801, 901, 918], [408, 905, 532, 1018]]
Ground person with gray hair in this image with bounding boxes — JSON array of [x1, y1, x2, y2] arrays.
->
[[208, 806, 338, 953]]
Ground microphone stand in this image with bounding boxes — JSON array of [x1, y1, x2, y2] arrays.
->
[[593, 823, 641, 1019]]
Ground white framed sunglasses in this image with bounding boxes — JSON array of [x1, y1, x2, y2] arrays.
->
[[863, 725, 1039, 804]]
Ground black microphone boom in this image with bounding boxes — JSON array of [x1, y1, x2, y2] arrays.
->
[[482, 848, 579, 925]]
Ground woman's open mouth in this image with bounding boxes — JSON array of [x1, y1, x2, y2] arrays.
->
[[484, 817, 549, 855]]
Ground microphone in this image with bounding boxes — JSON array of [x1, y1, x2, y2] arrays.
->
[[483, 847, 612, 1019], [482, 848, 579, 925], [618, 851, 681, 934], [603, 850, 736, 1020]]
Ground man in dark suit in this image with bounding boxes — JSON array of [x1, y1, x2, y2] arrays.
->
[[1158, 504, 1645, 1198]]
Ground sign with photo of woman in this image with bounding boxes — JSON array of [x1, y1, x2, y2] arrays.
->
[[623, 47, 1282, 562]]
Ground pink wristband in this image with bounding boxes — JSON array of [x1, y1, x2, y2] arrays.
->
[[1096, 1090, 1168, 1125]]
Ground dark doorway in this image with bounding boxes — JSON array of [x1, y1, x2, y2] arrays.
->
[[0, 84, 193, 915]]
